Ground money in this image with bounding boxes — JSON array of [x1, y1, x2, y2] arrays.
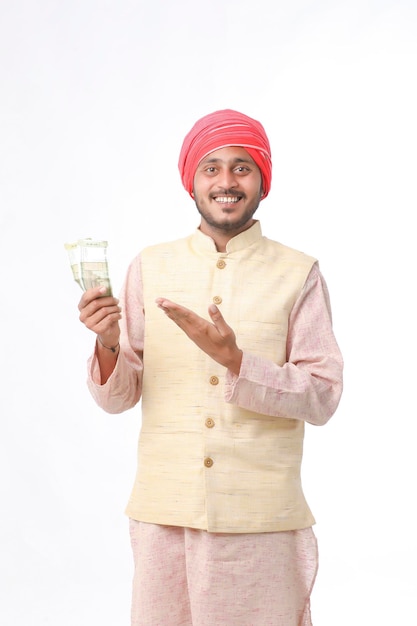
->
[[64, 239, 113, 296]]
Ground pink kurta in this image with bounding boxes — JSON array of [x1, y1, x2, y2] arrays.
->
[[86, 223, 343, 625], [129, 521, 318, 626], [87, 230, 342, 432]]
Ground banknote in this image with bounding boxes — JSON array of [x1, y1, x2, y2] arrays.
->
[[64, 239, 113, 296]]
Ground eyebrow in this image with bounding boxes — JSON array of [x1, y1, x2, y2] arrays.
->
[[200, 156, 254, 165]]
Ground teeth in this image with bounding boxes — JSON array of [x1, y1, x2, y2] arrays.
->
[[215, 196, 239, 203]]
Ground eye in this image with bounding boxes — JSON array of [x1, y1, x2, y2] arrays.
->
[[234, 165, 250, 174]]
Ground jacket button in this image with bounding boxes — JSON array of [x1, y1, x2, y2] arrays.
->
[[213, 296, 222, 305], [204, 457, 214, 468], [216, 259, 226, 269], [205, 418, 215, 428], [209, 376, 219, 385]]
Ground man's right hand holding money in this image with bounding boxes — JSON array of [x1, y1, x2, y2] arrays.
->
[[78, 286, 122, 384]]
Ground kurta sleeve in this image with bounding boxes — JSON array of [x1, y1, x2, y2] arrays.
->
[[224, 262, 343, 425], [86, 254, 145, 414]]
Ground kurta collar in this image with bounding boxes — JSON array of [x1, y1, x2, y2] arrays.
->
[[191, 221, 263, 255]]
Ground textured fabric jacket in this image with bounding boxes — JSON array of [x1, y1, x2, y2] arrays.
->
[[125, 223, 320, 532]]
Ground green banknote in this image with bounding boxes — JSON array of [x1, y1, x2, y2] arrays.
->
[[64, 239, 113, 296]]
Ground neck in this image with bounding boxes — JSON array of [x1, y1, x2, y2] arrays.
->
[[199, 219, 255, 252]]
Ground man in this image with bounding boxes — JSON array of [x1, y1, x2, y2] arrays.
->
[[78, 109, 343, 625]]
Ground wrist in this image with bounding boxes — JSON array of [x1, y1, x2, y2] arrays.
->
[[228, 349, 243, 376], [97, 335, 120, 354]]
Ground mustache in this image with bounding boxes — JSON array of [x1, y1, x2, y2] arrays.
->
[[209, 189, 246, 199]]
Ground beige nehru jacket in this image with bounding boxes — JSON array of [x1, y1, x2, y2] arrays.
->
[[124, 222, 319, 533]]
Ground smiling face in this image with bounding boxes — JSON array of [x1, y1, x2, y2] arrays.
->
[[192, 146, 263, 243]]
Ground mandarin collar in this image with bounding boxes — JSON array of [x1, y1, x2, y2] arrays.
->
[[191, 221, 263, 254]]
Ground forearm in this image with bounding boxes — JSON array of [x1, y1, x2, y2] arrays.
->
[[225, 263, 343, 425], [225, 351, 342, 425], [87, 345, 143, 414], [87, 252, 145, 414], [95, 336, 120, 384]]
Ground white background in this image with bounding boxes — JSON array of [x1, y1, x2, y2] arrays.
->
[[1, 0, 416, 624]]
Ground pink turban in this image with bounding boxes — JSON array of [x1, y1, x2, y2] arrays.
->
[[178, 109, 272, 200]]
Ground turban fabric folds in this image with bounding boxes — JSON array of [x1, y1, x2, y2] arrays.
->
[[178, 109, 272, 200]]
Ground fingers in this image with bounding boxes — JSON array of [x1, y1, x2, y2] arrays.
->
[[155, 297, 241, 372], [78, 286, 109, 310], [156, 298, 208, 341], [156, 299, 223, 329], [155, 298, 194, 325], [156, 298, 231, 341], [79, 287, 122, 335], [155, 298, 182, 313]]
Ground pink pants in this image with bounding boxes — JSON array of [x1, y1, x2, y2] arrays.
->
[[129, 520, 318, 626]]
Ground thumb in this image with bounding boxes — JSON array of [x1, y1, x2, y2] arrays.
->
[[208, 304, 231, 337], [208, 303, 221, 319]]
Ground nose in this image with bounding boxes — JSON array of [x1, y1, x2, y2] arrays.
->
[[217, 167, 238, 190]]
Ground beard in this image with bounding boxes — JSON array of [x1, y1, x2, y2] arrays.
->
[[194, 189, 262, 233]]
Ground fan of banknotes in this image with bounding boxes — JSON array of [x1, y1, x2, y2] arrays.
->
[[64, 238, 113, 296]]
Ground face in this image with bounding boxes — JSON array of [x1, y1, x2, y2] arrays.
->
[[192, 146, 263, 237]]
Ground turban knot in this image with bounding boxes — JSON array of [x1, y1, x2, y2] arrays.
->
[[178, 109, 272, 200]]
